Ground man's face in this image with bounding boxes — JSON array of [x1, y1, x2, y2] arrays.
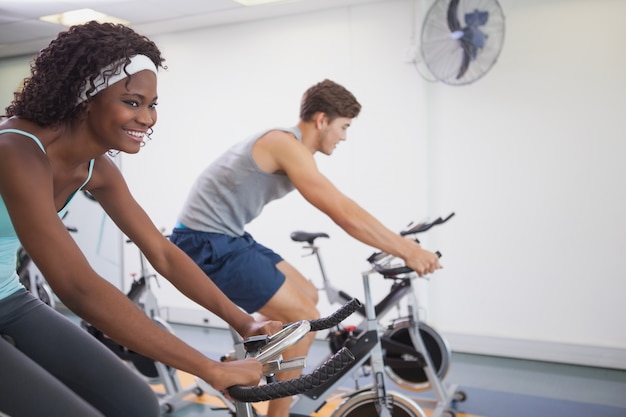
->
[[320, 116, 352, 155]]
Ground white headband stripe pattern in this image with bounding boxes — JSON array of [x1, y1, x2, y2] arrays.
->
[[77, 54, 157, 103]]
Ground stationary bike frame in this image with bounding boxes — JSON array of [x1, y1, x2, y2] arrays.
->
[[228, 274, 427, 417], [226, 301, 361, 417], [85, 239, 360, 416], [289, 213, 466, 417], [297, 239, 453, 390]]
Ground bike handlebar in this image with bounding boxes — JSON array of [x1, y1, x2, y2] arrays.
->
[[252, 298, 358, 335], [308, 298, 361, 331], [399, 212, 455, 236], [371, 250, 442, 276], [227, 347, 354, 402], [368, 212, 454, 276], [228, 299, 360, 402]]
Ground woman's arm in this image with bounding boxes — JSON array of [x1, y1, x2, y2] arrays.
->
[[87, 156, 282, 338], [0, 145, 265, 390]]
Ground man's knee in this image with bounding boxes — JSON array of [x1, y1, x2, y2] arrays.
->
[[285, 303, 319, 322], [259, 293, 319, 323], [308, 286, 320, 306]]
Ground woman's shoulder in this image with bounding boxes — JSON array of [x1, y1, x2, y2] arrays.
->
[[85, 154, 124, 189], [0, 119, 48, 154]]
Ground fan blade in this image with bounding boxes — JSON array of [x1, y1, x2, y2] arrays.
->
[[447, 0, 461, 32], [457, 40, 472, 79], [465, 9, 489, 27]]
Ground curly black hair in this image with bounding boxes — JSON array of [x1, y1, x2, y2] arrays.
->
[[4, 21, 165, 127]]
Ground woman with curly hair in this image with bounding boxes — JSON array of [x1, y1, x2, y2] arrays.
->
[[0, 21, 280, 417]]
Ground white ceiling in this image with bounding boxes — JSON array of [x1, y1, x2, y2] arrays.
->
[[0, 0, 382, 59]]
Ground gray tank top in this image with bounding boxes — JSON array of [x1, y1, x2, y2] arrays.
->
[[177, 126, 301, 237]]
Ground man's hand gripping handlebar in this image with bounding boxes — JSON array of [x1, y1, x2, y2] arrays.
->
[[369, 213, 455, 277]]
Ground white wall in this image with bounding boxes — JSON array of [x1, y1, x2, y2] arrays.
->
[[130, 0, 626, 369], [122, 0, 432, 326], [2, 0, 624, 369], [0, 56, 30, 110], [423, 0, 626, 368]]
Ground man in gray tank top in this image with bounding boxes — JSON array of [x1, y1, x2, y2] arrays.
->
[[170, 79, 442, 417]]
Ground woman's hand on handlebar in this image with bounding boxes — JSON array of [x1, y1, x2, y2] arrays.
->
[[205, 358, 264, 392], [241, 318, 283, 338], [402, 239, 442, 276]]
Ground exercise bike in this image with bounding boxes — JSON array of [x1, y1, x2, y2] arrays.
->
[[224, 299, 361, 417], [288, 213, 466, 417], [81, 239, 360, 416], [226, 214, 457, 417]]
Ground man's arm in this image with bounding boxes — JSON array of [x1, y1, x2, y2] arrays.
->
[[255, 132, 441, 276]]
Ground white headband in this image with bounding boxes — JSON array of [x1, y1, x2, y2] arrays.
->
[[77, 54, 158, 104]]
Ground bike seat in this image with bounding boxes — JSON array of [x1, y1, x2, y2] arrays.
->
[[290, 231, 329, 244]]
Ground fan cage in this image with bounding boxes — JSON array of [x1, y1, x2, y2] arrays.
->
[[420, 0, 505, 86]]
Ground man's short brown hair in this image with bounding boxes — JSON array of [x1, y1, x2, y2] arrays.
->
[[300, 79, 361, 122]]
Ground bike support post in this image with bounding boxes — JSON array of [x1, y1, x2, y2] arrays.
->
[[362, 271, 392, 417], [406, 288, 458, 417]]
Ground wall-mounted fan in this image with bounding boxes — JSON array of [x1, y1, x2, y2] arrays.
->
[[419, 0, 505, 86]]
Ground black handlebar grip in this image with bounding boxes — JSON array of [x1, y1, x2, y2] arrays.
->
[[308, 298, 361, 332], [227, 347, 355, 402]]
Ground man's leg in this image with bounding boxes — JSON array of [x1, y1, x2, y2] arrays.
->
[[256, 260, 319, 417], [171, 230, 318, 417]]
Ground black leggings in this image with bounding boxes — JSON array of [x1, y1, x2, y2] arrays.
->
[[0, 290, 160, 417]]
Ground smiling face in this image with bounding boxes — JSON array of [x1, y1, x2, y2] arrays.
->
[[85, 69, 158, 154], [318, 115, 352, 156]]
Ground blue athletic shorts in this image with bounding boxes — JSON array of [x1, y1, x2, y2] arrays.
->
[[170, 228, 285, 313]]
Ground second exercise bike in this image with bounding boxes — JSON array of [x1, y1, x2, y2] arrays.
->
[[289, 212, 466, 417]]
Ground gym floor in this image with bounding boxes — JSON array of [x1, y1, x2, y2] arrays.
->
[[167, 323, 626, 417]]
